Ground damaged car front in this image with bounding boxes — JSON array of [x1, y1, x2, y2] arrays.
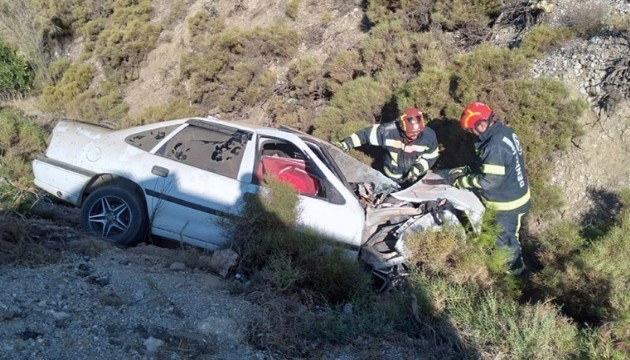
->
[[307, 139, 485, 290]]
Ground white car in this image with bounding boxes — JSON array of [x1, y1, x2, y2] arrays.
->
[[32, 117, 484, 277]]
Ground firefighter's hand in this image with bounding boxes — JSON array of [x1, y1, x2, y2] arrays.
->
[[448, 166, 469, 181], [452, 175, 468, 189], [404, 167, 424, 183], [332, 141, 350, 152]]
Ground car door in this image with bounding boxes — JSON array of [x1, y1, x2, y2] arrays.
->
[[252, 133, 365, 250], [141, 120, 255, 249]]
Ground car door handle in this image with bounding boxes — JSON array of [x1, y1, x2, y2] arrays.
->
[[151, 165, 169, 177]]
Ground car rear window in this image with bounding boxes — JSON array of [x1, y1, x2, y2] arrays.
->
[[125, 125, 180, 151], [156, 124, 249, 179]]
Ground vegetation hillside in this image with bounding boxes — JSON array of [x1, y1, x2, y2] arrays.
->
[[1, 0, 629, 358]]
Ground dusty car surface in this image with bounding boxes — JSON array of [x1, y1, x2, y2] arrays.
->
[[32, 117, 484, 282]]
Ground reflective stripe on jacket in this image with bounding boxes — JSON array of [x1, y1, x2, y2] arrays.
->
[[341, 122, 439, 180]]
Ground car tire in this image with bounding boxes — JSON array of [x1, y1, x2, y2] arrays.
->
[[80, 184, 148, 246]]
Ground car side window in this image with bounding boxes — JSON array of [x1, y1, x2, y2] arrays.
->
[[255, 139, 323, 198], [156, 124, 249, 179], [125, 125, 180, 151]]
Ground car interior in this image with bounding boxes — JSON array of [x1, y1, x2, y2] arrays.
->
[[255, 139, 321, 198]]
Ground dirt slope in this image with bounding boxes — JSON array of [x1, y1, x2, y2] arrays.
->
[[124, 0, 367, 120]]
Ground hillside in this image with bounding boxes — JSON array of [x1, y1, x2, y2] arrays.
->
[[1, 0, 630, 359]]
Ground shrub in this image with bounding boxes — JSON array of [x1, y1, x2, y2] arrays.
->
[[180, 23, 300, 112], [84, 0, 161, 81], [286, 0, 299, 21], [312, 76, 392, 140], [395, 65, 451, 120], [323, 49, 363, 94], [0, 107, 46, 212], [447, 45, 530, 111], [562, 2, 610, 38], [518, 25, 574, 59], [359, 19, 424, 76], [287, 57, 323, 98], [121, 98, 204, 128], [431, 0, 502, 42], [533, 189, 630, 350], [266, 96, 313, 131], [0, 41, 33, 97], [404, 209, 519, 294], [224, 177, 371, 305], [187, 10, 225, 40], [403, 269, 581, 359], [47, 57, 71, 83], [40, 62, 94, 114], [0, 0, 53, 87]]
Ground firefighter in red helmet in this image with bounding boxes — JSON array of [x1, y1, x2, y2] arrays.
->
[[335, 106, 439, 186], [451, 102, 531, 274]]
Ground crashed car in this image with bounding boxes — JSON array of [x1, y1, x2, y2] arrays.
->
[[32, 117, 484, 286]]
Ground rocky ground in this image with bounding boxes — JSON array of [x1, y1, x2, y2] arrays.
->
[[529, 0, 630, 228], [0, 232, 267, 360]]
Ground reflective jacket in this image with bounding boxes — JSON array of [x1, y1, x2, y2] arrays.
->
[[341, 122, 439, 181], [456, 121, 531, 212]]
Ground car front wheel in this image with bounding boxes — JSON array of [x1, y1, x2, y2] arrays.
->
[[80, 185, 148, 246]]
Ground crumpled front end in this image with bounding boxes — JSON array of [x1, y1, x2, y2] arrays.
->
[[354, 171, 485, 291]]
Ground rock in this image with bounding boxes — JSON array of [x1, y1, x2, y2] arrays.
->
[[208, 249, 239, 278], [144, 336, 164, 353], [169, 262, 187, 271]]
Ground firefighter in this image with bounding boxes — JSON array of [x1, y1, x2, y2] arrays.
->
[[334, 106, 439, 185], [450, 102, 531, 274]]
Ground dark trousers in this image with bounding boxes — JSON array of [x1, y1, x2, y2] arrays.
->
[[495, 210, 528, 270]]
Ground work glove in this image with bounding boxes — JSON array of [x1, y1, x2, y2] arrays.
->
[[332, 141, 350, 152], [452, 174, 472, 189], [404, 166, 425, 184], [448, 166, 469, 181]]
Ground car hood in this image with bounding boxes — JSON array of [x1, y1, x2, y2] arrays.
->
[[326, 146, 484, 221]]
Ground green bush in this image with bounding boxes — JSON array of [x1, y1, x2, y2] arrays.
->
[[533, 189, 630, 350], [409, 270, 581, 359], [180, 23, 300, 112], [519, 25, 574, 59], [395, 65, 451, 120], [0, 41, 33, 97], [121, 98, 204, 128], [287, 57, 323, 98], [40, 63, 94, 114], [286, 0, 299, 20], [187, 10, 225, 40], [0, 107, 46, 212], [224, 177, 371, 305], [312, 76, 391, 140], [47, 57, 71, 83], [93, 18, 161, 81], [447, 45, 529, 112], [323, 49, 363, 94]]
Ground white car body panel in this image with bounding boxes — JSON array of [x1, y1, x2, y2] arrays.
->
[[32, 158, 93, 204]]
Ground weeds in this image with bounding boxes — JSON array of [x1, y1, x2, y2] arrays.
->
[[286, 0, 299, 21], [0, 41, 34, 97], [224, 177, 371, 305], [0, 107, 45, 212]]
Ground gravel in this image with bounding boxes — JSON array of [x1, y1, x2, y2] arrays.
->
[[0, 243, 266, 360]]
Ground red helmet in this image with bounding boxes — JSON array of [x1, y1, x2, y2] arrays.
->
[[399, 107, 424, 141], [460, 102, 492, 130]]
